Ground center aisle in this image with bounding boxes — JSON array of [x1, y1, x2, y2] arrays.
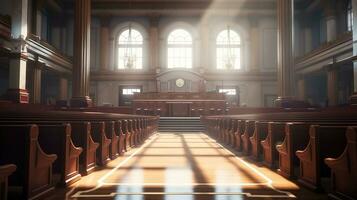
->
[[64, 132, 320, 200]]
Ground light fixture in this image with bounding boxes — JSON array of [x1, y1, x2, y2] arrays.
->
[[224, 6, 236, 70], [123, 0, 136, 69], [225, 25, 236, 70], [123, 24, 136, 69]]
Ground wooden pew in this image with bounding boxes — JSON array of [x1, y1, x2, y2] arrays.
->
[[218, 118, 225, 142], [137, 119, 143, 144], [224, 118, 233, 145], [234, 120, 245, 152], [132, 119, 139, 146], [91, 122, 111, 166], [138, 118, 144, 144], [211, 118, 220, 139], [0, 120, 98, 177], [296, 125, 347, 190], [122, 120, 131, 151], [241, 121, 255, 155], [37, 124, 83, 186], [228, 119, 238, 147], [250, 121, 269, 160], [0, 125, 57, 199], [0, 164, 16, 200], [140, 118, 145, 143], [116, 120, 126, 155], [261, 122, 286, 168], [206, 118, 216, 137], [128, 120, 135, 147], [105, 121, 119, 160], [71, 122, 99, 175], [276, 123, 310, 178], [324, 126, 357, 200]]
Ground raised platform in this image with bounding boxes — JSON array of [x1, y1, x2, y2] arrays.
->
[[159, 117, 205, 132]]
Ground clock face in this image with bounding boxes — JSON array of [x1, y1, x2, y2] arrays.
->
[[176, 78, 185, 88]]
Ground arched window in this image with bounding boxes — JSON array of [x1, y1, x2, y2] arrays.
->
[[117, 28, 143, 69], [347, 0, 353, 31], [167, 29, 192, 68], [216, 29, 241, 70]]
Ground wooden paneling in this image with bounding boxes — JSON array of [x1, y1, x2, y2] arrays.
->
[[133, 92, 226, 117]]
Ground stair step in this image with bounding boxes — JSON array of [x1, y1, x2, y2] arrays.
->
[[158, 117, 204, 132]]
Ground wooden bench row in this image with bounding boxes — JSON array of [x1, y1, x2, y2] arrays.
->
[[201, 112, 357, 200], [0, 109, 159, 200]]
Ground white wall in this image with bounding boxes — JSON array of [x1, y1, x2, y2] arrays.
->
[[259, 17, 277, 72], [93, 80, 157, 106], [90, 15, 278, 107]]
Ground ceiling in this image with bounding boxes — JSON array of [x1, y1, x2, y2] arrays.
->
[[62, 0, 278, 17]]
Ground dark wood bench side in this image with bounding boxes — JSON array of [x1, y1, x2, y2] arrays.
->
[[122, 120, 131, 151], [261, 122, 285, 168], [296, 125, 347, 190], [105, 121, 119, 160], [250, 121, 269, 160], [0, 164, 16, 200], [91, 122, 111, 166], [324, 126, 357, 200], [241, 120, 255, 155], [37, 124, 83, 186], [228, 119, 238, 148], [276, 123, 310, 178], [0, 125, 57, 199], [71, 122, 99, 175], [235, 120, 246, 152], [116, 120, 126, 155]]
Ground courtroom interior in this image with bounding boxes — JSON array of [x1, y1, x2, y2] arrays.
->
[[0, 0, 357, 199]]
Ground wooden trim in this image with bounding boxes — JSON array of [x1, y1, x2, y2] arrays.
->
[[295, 32, 352, 64], [26, 34, 73, 74]]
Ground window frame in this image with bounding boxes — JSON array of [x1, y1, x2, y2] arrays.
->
[[216, 85, 240, 106], [118, 85, 142, 106], [167, 29, 193, 69], [215, 29, 242, 70], [116, 27, 144, 70]]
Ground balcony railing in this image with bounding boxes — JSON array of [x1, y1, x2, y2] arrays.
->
[[295, 31, 352, 64]]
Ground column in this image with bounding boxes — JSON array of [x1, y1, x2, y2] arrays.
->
[[70, 0, 92, 107], [297, 75, 305, 101], [149, 15, 159, 69], [324, 1, 337, 42], [350, 0, 357, 104], [327, 67, 338, 106], [5, 0, 29, 103], [250, 18, 260, 71], [275, 0, 295, 107], [59, 77, 68, 101], [304, 26, 312, 53], [100, 17, 109, 71], [32, 62, 42, 104], [60, 25, 67, 54]]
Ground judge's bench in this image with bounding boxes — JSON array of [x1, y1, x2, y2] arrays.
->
[[132, 92, 227, 117]]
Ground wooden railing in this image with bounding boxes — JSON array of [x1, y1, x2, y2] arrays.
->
[[26, 33, 73, 73], [295, 31, 352, 64]]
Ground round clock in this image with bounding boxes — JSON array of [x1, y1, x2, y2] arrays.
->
[[175, 78, 185, 88]]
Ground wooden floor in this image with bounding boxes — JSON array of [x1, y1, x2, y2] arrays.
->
[[52, 132, 327, 200]]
